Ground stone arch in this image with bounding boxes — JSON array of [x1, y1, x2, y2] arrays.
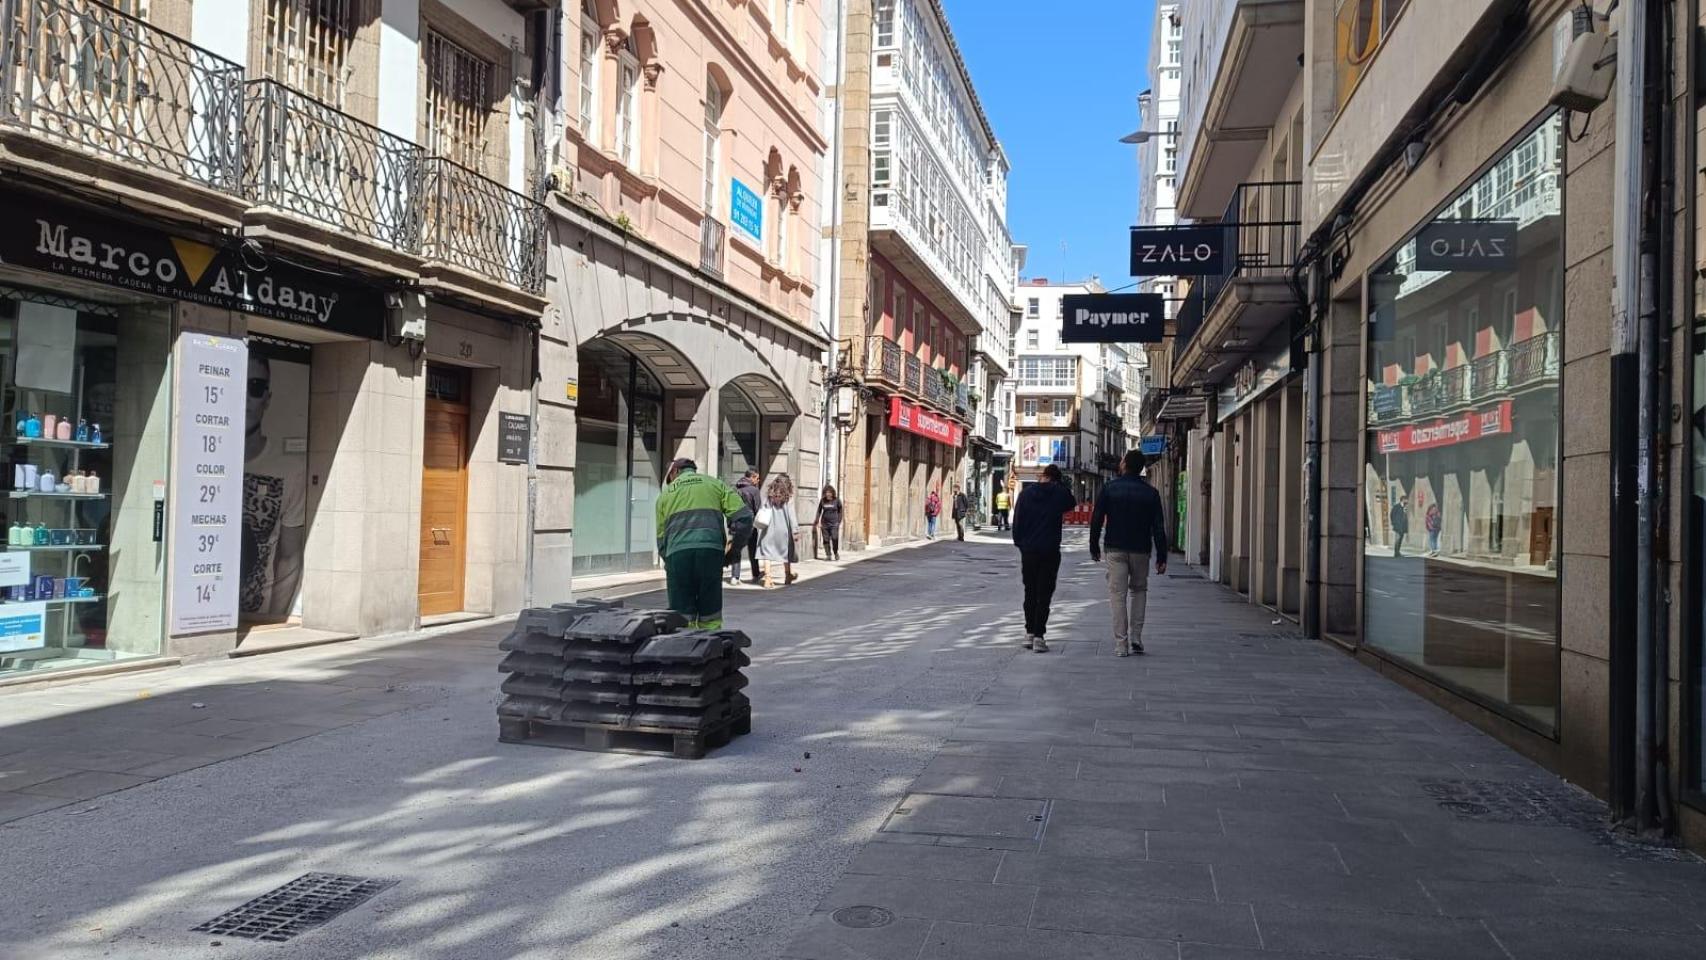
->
[[586, 312, 798, 403], [595, 328, 708, 391], [706, 62, 734, 113], [727, 371, 798, 418]]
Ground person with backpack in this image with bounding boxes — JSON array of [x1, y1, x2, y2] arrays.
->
[[1011, 465, 1078, 653], [951, 485, 970, 541], [1089, 451, 1171, 657], [924, 489, 942, 540]]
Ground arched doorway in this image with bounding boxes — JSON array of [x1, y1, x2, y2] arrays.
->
[[717, 382, 761, 484], [573, 340, 668, 576]]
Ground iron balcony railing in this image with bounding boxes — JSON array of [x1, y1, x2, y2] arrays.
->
[[955, 381, 971, 413], [244, 79, 422, 252], [870, 336, 903, 384], [983, 412, 999, 442], [0, 0, 244, 192], [699, 216, 726, 277], [1366, 332, 1560, 427], [1175, 282, 1205, 354], [1506, 331, 1560, 388], [422, 157, 546, 295], [1200, 180, 1304, 318], [904, 354, 923, 395], [922, 369, 948, 409]]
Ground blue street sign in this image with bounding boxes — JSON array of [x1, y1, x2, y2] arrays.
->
[[1140, 435, 1165, 456], [730, 178, 764, 245]]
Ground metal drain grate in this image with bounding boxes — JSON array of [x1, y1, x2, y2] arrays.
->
[[192, 873, 397, 942], [1420, 778, 1602, 828]]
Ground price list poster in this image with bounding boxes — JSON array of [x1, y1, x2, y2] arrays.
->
[[171, 334, 245, 634]]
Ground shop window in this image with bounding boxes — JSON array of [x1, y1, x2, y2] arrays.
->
[[0, 295, 169, 679], [241, 338, 312, 623], [718, 385, 761, 485], [1361, 111, 1563, 733]]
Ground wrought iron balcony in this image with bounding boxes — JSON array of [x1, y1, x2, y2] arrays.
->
[[699, 216, 726, 278], [983, 412, 1000, 442], [1204, 180, 1303, 318], [1506, 331, 1560, 388], [922, 369, 948, 409], [243, 79, 421, 252], [904, 354, 923, 395], [0, 0, 244, 192], [867, 336, 904, 387], [1469, 352, 1506, 401], [955, 381, 971, 413], [421, 157, 546, 295]]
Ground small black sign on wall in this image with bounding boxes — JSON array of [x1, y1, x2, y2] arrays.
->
[[1414, 220, 1519, 271], [1129, 225, 1226, 276], [498, 412, 531, 464], [1061, 293, 1166, 343]]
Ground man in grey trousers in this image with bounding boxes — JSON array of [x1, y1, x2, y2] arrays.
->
[[1088, 450, 1171, 656]]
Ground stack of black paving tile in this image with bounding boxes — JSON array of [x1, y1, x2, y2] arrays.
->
[[496, 600, 752, 759]]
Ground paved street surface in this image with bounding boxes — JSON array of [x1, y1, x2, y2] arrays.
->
[[3, 533, 1706, 959]]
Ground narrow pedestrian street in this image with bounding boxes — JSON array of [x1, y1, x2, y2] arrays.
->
[[0, 536, 1702, 959]]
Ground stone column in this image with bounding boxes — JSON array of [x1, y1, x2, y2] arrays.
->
[[1319, 297, 1364, 639], [835, 0, 874, 549]]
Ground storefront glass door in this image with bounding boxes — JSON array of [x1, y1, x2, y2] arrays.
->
[[574, 342, 663, 578]]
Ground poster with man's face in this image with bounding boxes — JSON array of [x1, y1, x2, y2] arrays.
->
[[240, 340, 310, 621]]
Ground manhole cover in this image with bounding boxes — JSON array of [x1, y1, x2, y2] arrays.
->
[[192, 873, 398, 942], [832, 906, 895, 929]]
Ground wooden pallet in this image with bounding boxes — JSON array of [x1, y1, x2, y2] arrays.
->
[[497, 706, 752, 760]]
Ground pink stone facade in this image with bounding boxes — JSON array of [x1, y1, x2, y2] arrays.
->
[[568, 0, 826, 334]]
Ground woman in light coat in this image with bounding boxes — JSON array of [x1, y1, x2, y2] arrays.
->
[[756, 472, 799, 587]]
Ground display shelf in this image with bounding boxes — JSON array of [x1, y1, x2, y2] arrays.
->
[[2, 544, 105, 553], [9, 437, 111, 450], [7, 491, 107, 500], [0, 595, 104, 607]]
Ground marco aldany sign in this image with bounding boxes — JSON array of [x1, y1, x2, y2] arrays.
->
[[0, 192, 385, 338], [1129, 225, 1226, 276], [1060, 293, 1165, 343]]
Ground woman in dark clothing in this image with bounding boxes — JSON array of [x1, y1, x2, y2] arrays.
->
[[815, 484, 844, 560]]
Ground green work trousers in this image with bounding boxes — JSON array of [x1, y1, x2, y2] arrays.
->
[[665, 548, 725, 629]]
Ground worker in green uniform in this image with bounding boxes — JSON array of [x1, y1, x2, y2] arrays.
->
[[657, 458, 753, 629]]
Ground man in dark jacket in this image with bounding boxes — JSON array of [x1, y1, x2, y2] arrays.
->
[[730, 469, 764, 584], [951, 485, 970, 541], [1089, 451, 1170, 656], [1011, 464, 1078, 653]]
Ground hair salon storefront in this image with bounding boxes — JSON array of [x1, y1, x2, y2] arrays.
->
[[0, 186, 537, 682]]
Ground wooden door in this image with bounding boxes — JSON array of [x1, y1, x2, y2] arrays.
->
[[419, 368, 469, 616]]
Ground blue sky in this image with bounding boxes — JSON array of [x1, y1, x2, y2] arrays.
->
[[945, 0, 1154, 287]]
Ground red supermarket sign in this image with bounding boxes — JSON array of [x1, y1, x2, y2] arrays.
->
[[888, 396, 963, 446], [1377, 400, 1512, 454]]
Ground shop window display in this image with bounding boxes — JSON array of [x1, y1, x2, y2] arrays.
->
[[0, 295, 169, 678], [1362, 112, 1563, 732]]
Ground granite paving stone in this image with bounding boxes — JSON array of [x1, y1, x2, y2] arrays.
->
[[1030, 887, 1261, 946], [4, 533, 1706, 960]]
